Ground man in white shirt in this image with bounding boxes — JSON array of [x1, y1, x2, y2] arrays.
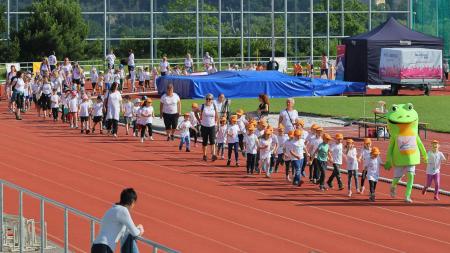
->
[[48, 51, 57, 72], [105, 49, 116, 70]]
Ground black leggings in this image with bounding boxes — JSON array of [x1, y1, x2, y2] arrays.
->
[[108, 119, 119, 134], [246, 153, 256, 174], [348, 170, 359, 191], [52, 108, 58, 120], [228, 142, 239, 161], [285, 160, 294, 177], [274, 154, 284, 172], [140, 123, 153, 138], [91, 244, 113, 253], [238, 134, 244, 151], [369, 180, 377, 196], [361, 170, 368, 188], [189, 126, 199, 143]]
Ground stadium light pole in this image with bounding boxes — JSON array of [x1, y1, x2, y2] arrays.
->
[[196, 0, 200, 68], [271, 0, 275, 60], [341, 0, 344, 36], [327, 0, 330, 58], [150, 0, 154, 66], [103, 0, 107, 57], [368, 0, 372, 30], [240, 0, 244, 67], [284, 0, 288, 63], [310, 0, 314, 63], [218, 0, 222, 70], [7, 0, 10, 40]]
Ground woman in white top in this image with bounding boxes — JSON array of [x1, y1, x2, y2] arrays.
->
[[6, 65, 17, 100], [127, 49, 135, 76], [106, 50, 116, 70], [184, 53, 194, 73], [160, 56, 170, 76], [92, 188, 144, 253], [40, 58, 50, 77], [105, 82, 123, 137], [48, 51, 57, 71], [12, 71, 25, 120], [40, 77, 53, 118], [278, 98, 299, 133], [198, 93, 219, 161], [159, 84, 181, 141]]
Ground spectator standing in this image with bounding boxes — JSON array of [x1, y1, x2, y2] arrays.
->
[[106, 50, 116, 70], [160, 84, 181, 141], [48, 51, 57, 72], [321, 52, 329, 79]]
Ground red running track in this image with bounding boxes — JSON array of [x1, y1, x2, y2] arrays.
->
[[1, 103, 450, 253]]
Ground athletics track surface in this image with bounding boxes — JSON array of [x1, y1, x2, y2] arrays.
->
[[0, 103, 449, 253]]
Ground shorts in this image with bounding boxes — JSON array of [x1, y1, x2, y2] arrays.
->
[[138, 81, 144, 86], [32, 94, 38, 103], [15, 92, 24, 109], [124, 116, 132, 124], [394, 166, 416, 178], [11, 90, 18, 102], [73, 79, 81, 85], [128, 65, 135, 73], [93, 116, 103, 123], [107, 63, 114, 69], [80, 116, 89, 123], [50, 65, 56, 72], [163, 113, 179, 130], [201, 125, 216, 146]]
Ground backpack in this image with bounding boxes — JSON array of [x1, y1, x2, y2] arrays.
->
[[197, 103, 218, 123]]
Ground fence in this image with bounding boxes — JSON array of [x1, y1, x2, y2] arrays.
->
[[0, 179, 180, 253]]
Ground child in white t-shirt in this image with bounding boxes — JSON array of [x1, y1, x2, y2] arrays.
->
[[358, 138, 372, 194], [132, 99, 141, 137], [283, 130, 295, 182], [189, 103, 200, 147], [79, 94, 92, 134], [91, 95, 104, 134], [144, 67, 151, 89], [227, 115, 240, 167], [216, 117, 227, 159], [122, 95, 133, 135], [244, 125, 259, 174], [274, 125, 289, 173], [137, 98, 154, 143], [177, 113, 193, 152], [68, 91, 79, 128], [151, 67, 158, 90], [327, 133, 344, 190], [345, 139, 359, 197], [259, 126, 274, 178], [366, 147, 384, 202], [90, 67, 99, 95], [422, 140, 447, 200], [97, 71, 104, 94], [138, 67, 145, 92], [50, 89, 60, 122]]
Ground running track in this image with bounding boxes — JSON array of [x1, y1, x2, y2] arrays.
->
[[1, 103, 450, 253]]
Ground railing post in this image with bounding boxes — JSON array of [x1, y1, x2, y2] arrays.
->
[[19, 190, 24, 253], [40, 199, 45, 253], [64, 208, 68, 253], [153, 247, 158, 253], [90, 220, 95, 245], [0, 182, 4, 252]]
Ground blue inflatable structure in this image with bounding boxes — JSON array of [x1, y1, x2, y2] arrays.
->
[[156, 71, 366, 99]]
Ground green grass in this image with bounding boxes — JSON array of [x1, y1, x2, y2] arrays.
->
[[149, 95, 450, 133]]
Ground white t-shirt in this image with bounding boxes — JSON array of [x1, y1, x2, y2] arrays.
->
[[291, 139, 305, 161], [244, 133, 258, 154], [178, 120, 192, 138], [161, 93, 180, 114], [138, 106, 154, 125], [276, 134, 289, 155], [93, 102, 103, 117], [41, 83, 52, 95], [330, 143, 343, 165], [216, 125, 227, 144], [310, 136, 323, 158], [132, 106, 140, 120], [91, 71, 98, 83], [200, 104, 217, 127], [79, 101, 91, 117], [68, 97, 79, 113], [345, 148, 359, 171], [259, 137, 273, 160], [184, 58, 193, 68], [48, 55, 57, 65], [93, 205, 141, 252], [279, 109, 299, 132], [50, 94, 60, 108], [189, 111, 198, 126], [62, 63, 72, 73], [106, 91, 123, 120], [366, 156, 383, 181], [128, 53, 135, 66], [237, 116, 248, 134], [360, 148, 371, 168], [283, 139, 294, 161], [14, 78, 25, 93], [426, 151, 446, 175], [106, 54, 116, 65], [160, 61, 170, 72], [123, 102, 133, 117], [227, 124, 239, 143]]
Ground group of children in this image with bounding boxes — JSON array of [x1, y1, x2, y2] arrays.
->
[[173, 104, 447, 202]]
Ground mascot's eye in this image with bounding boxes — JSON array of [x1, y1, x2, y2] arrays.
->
[[407, 103, 414, 110], [392, 105, 398, 112]]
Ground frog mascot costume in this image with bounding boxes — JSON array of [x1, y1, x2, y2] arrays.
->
[[384, 103, 427, 203]]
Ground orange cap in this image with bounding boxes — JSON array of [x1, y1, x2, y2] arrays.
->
[[230, 115, 238, 123], [288, 130, 295, 138], [346, 139, 354, 144], [335, 133, 344, 140], [220, 117, 227, 123], [247, 125, 256, 132], [146, 98, 153, 103], [183, 112, 190, 117], [295, 118, 305, 127], [258, 119, 268, 127], [322, 133, 332, 140], [364, 138, 372, 144], [265, 126, 274, 135], [311, 124, 319, 130], [316, 127, 324, 132], [192, 102, 199, 108], [371, 147, 380, 155], [236, 109, 244, 116], [294, 129, 303, 137], [431, 140, 439, 144]]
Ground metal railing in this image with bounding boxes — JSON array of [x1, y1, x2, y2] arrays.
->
[[0, 179, 180, 253]]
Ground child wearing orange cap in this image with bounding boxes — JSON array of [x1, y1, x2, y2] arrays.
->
[[259, 126, 274, 177], [227, 115, 240, 167], [122, 95, 134, 135], [345, 139, 360, 197], [177, 113, 194, 152], [137, 98, 155, 143], [290, 129, 308, 186], [313, 133, 332, 190], [189, 103, 200, 147], [295, 119, 309, 177], [310, 126, 324, 184], [274, 125, 289, 173], [422, 140, 447, 200], [327, 133, 344, 190], [236, 109, 248, 155], [244, 125, 259, 174], [79, 94, 92, 134], [283, 130, 295, 181], [366, 147, 384, 201], [216, 117, 228, 159], [306, 124, 319, 181], [358, 138, 372, 194]]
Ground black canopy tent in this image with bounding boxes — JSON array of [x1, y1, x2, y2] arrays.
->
[[342, 17, 443, 85]]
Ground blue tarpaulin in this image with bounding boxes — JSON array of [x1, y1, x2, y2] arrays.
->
[[156, 71, 366, 98]]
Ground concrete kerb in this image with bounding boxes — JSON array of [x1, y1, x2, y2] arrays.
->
[[117, 121, 450, 197]]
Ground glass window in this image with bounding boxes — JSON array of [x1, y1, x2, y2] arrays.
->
[[221, 13, 242, 37], [222, 0, 241, 12], [200, 38, 218, 59], [10, 0, 32, 12], [371, 12, 407, 28], [314, 0, 327, 11], [244, 0, 272, 12], [200, 13, 219, 36], [222, 39, 242, 58], [287, 38, 311, 59], [287, 14, 310, 37], [155, 0, 196, 12], [344, 12, 368, 36], [313, 14, 327, 36], [372, 0, 408, 11], [330, 13, 343, 36], [107, 14, 150, 38], [244, 14, 272, 37], [344, 0, 369, 11], [79, 0, 103, 12], [83, 14, 104, 38], [155, 13, 197, 38], [287, 0, 310, 12], [107, 0, 150, 12], [313, 38, 327, 57], [330, 0, 343, 11], [201, 0, 219, 12]]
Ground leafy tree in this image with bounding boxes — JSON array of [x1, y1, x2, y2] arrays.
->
[[13, 0, 102, 61], [0, 4, 20, 62]]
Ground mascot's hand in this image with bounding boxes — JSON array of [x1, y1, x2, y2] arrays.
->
[[384, 161, 392, 171]]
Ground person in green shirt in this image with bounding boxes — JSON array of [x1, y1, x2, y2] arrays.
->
[[314, 133, 332, 191]]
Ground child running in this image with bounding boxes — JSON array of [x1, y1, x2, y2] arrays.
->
[[79, 94, 92, 134], [91, 95, 104, 134], [259, 126, 274, 178], [137, 98, 155, 143], [422, 140, 447, 200], [236, 109, 247, 155], [216, 117, 227, 159], [177, 113, 193, 152], [122, 95, 133, 135], [359, 138, 372, 194], [327, 133, 344, 190], [244, 124, 259, 174], [227, 115, 240, 167], [366, 147, 383, 202], [345, 139, 360, 197]]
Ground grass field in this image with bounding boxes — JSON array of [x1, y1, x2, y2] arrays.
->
[[149, 95, 450, 133]]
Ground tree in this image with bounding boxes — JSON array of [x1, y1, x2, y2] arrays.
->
[[0, 4, 20, 62], [13, 0, 101, 61]]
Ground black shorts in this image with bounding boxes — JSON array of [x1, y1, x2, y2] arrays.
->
[[138, 81, 144, 86], [124, 116, 132, 124], [163, 113, 179, 130], [39, 94, 51, 110], [73, 79, 81, 85], [15, 92, 24, 109], [80, 116, 89, 122], [107, 63, 114, 69], [93, 116, 103, 123], [50, 65, 56, 72], [91, 244, 113, 253], [201, 125, 216, 146], [128, 65, 135, 73]]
